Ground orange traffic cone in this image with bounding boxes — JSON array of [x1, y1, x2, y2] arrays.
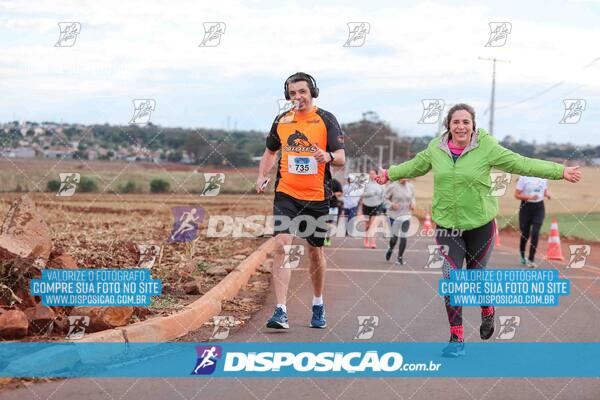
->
[[423, 213, 434, 235], [545, 218, 564, 261]]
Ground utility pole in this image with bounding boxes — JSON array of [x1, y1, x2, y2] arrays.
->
[[375, 145, 388, 170], [385, 136, 396, 164], [479, 57, 510, 136]]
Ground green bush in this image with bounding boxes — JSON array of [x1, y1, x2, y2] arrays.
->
[[150, 178, 170, 193], [120, 180, 139, 194], [167, 150, 183, 163], [46, 179, 61, 192], [78, 176, 99, 193]]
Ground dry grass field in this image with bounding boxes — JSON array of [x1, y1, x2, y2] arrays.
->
[[0, 160, 598, 241], [0, 159, 261, 195], [0, 192, 272, 321], [408, 166, 600, 241]]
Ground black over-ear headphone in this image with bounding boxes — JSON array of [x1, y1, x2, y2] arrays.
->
[[284, 72, 319, 100]]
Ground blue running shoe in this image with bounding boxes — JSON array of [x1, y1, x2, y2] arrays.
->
[[442, 334, 466, 358], [266, 306, 289, 329], [310, 305, 327, 328]]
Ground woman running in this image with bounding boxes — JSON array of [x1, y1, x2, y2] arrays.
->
[[374, 103, 581, 357], [360, 170, 385, 248], [384, 179, 415, 265], [342, 176, 360, 236], [515, 176, 551, 268]]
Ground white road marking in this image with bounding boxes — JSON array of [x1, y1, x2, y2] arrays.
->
[[328, 248, 427, 253]]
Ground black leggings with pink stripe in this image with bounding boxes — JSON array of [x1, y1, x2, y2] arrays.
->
[[436, 219, 496, 327]]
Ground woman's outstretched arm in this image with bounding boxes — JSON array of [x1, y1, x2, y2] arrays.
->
[[489, 140, 581, 183], [374, 148, 433, 184]]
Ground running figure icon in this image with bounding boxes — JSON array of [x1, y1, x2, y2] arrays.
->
[[168, 206, 205, 243]]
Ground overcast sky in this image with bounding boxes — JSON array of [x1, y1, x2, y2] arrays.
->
[[1, 0, 599, 144]]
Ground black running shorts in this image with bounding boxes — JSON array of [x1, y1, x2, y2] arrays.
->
[[273, 191, 330, 247]]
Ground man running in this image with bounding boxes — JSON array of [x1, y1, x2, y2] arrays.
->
[[374, 103, 581, 357], [256, 72, 346, 329]]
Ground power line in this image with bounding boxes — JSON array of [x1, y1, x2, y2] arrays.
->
[[489, 56, 600, 113]]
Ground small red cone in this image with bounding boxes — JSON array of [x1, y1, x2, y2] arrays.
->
[[546, 218, 564, 261], [423, 213, 434, 235]]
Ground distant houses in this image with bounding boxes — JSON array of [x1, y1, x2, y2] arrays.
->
[[43, 147, 74, 159], [2, 120, 598, 166], [0, 147, 35, 159]]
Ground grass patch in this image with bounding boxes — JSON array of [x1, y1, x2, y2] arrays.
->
[[196, 261, 213, 273], [149, 293, 185, 310], [497, 212, 600, 242]]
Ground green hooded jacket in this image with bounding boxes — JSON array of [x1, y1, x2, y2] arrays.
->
[[388, 128, 564, 230]]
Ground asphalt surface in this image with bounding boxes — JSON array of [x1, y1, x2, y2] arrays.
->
[[3, 234, 600, 400]]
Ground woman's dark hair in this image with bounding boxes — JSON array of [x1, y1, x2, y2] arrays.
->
[[443, 103, 477, 133]]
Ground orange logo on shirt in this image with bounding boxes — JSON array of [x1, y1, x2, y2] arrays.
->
[[285, 131, 315, 153]]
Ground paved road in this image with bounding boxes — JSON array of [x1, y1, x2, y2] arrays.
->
[[3, 235, 600, 400]]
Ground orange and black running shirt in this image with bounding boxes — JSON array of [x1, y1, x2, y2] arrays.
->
[[266, 106, 345, 201]]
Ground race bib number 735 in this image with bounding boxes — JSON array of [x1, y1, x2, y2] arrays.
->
[[288, 156, 318, 175]]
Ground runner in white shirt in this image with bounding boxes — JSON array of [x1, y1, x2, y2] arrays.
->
[[384, 179, 416, 265], [342, 178, 361, 221], [360, 170, 385, 248], [514, 176, 552, 268]]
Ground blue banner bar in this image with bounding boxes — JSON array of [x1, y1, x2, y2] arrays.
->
[[438, 269, 570, 306], [1, 342, 599, 378], [30, 269, 162, 306]]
